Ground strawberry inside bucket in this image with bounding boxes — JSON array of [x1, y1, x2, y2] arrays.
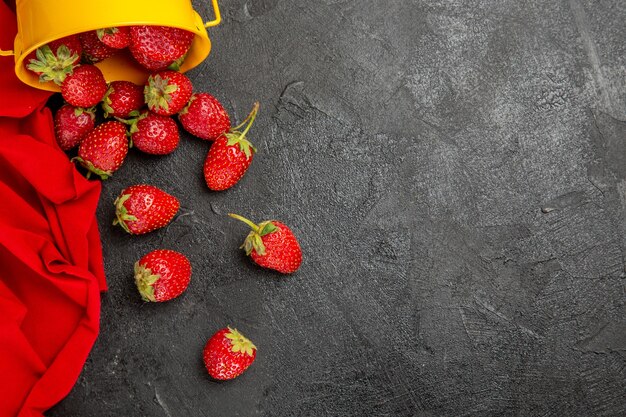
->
[[9, 0, 220, 91]]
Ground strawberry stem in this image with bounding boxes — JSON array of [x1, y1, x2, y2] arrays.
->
[[230, 102, 259, 135], [224, 103, 260, 159], [228, 213, 278, 256], [231, 108, 252, 130], [228, 213, 259, 233]]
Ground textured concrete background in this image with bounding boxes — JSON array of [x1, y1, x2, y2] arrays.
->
[[49, 0, 625, 416]]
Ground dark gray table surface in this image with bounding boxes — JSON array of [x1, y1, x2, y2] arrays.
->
[[49, 0, 625, 416]]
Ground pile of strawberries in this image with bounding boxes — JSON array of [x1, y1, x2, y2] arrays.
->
[[28, 25, 193, 78], [32, 26, 303, 381]]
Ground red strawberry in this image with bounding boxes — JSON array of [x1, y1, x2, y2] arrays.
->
[[26, 35, 82, 84], [129, 112, 180, 155], [144, 70, 193, 116], [102, 81, 144, 118], [129, 50, 172, 71], [228, 213, 302, 274], [134, 249, 191, 302], [61, 64, 108, 107], [54, 104, 96, 151], [73, 121, 128, 179], [203, 327, 257, 380], [26, 36, 81, 59], [113, 184, 180, 234], [79, 30, 117, 63], [97, 26, 131, 49], [46, 35, 83, 57], [203, 103, 259, 190], [129, 25, 194, 70], [179, 93, 231, 141]]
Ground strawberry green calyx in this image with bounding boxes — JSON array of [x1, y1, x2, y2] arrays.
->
[[178, 94, 195, 116], [101, 85, 117, 118], [145, 74, 178, 113], [71, 157, 111, 180], [225, 102, 260, 159], [73, 106, 96, 118], [134, 262, 159, 302], [226, 327, 257, 356], [114, 112, 142, 148], [116, 111, 145, 136], [224, 132, 256, 159], [112, 193, 137, 233], [167, 54, 187, 72], [228, 213, 278, 256], [27, 45, 78, 85], [96, 27, 118, 41]]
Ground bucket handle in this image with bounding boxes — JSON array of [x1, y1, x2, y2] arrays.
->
[[0, 50, 14, 56], [205, 0, 222, 28]]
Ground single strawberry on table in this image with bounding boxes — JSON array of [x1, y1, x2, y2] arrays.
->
[[144, 70, 193, 116], [134, 249, 191, 302], [97, 26, 131, 49], [113, 184, 180, 235], [179, 92, 231, 141], [26, 35, 82, 84], [228, 213, 302, 274], [61, 64, 108, 108], [203, 103, 259, 191], [78, 30, 117, 63], [127, 111, 180, 155], [129, 25, 194, 71], [54, 104, 95, 151], [72, 121, 128, 179], [102, 80, 144, 118], [203, 327, 257, 380]]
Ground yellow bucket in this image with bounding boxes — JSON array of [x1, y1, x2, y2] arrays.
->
[[0, 0, 221, 92]]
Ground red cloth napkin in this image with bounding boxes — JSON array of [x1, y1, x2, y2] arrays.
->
[[0, 2, 107, 416]]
